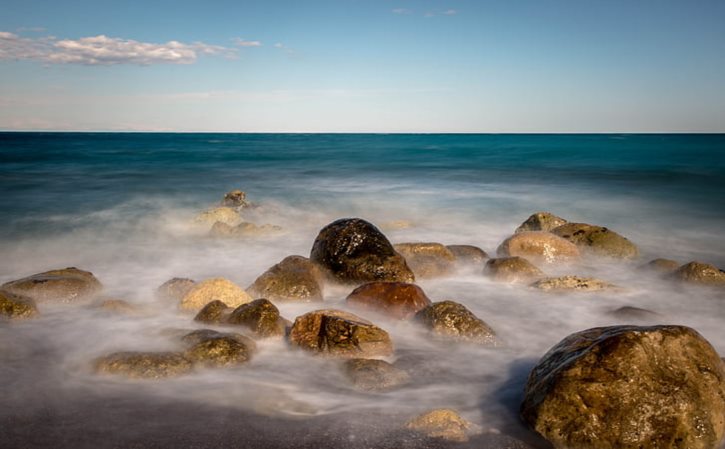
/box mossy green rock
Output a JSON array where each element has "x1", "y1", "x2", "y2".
[
  {"x1": 551, "y1": 222, "x2": 639, "y2": 259},
  {"x1": 0, "y1": 290, "x2": 38, "y2": 319},
  {"x1": 2, "y1": 267, "x2": 102, "y2": 302}
]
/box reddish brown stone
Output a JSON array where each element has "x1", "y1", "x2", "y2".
[{"x1": 346, "y1": 282, "x2": 432, "y2": 320}]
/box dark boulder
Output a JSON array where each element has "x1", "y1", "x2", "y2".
[
  {"x1": 194, "y1": 300, "x2": 232, "y2": 324},
  {"x1": 226, "y1": 298, "x2": 287, "y2": 338}
]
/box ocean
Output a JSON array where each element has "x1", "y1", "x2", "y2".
[{"x1": 1, "y1": 132, "x2": 724, "y2": 448}]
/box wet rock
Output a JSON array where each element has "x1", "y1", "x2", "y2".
[
  {"x1": 639, "y1": 258, "x2": 680, "y2": 274},
  {"x1": 180, "y1": 329, "x2": 253, "y2": 346},
  {"x1": 529, "y1": 275, "x2": 617, "y2": 292},
  {"x1": 551, "y1": 222, "x2": 639, "y2": 259},
  {"x1": 95, "y1": 352, "x2": 193, "y2": 379},
  {"x1": 222, "y1": 189, "x2": 249, "y2": 209},
  {"x1": 342, "y1": 358, "x2": 410, "y2": 391},
  {"x1": 608, "y1": 306, "x2": 660, "y2": 321},
  {"x1": 193, "y1": 207, "x2": 241, "y2": 226},
  {"x1": 0, "y1": 290, "x2": 38, "y2": 319},
  {"x1": 405, "y1": 408, "x2": 483, "y2": 442},
  {"x1": 179, "y1": 277, "x2": 252, "y2": 312},
  {"x1": 288, "y1": 309, "x2": 393, "y2": 358},
  {"x1": 515, "y1": 211, "x2": 568, "y2": 233},
  {"x1": 247, "y1": 255, "x2": 323, "y2": 303},
  {"x1": 380, "y1": 220, "x2": 413, "y2": 231},
  {"x1": 194, "y1": 299, "x2": 232, "y2": 324},
  {"x1": 393, "y1": 242, "x2": 456, "y2": 278},
  {"x1": 95, "y1": 299, "x2": 140, "y2": 315},
  {"x1": 226, "y1": 298, "x2": 287, "y2": 338},
  {"x1": 446, "y1": 244, "x2": 489, "y2": 269},
  {"x1": 209, "y1": 221, "x2": 283, "y2": 238},
  {"x1": 415, "y1": 301, "x2": 497, "y2": 345},
  {"x1": 309, "y1": 218, "x2": 415, "y2": 285},
  {"x1": 346, "y1": 282, "x2": 432, "y2": 320},
  {"x1": 1, "y1": 267, "x2": 102, "y2": 303},
  {"x1": 484, "y1": 257, "x2": 544, "y2": 283},
  {"x1": 521, "y1": 325, "x2": 725, "y2": 449},
  {"x1": 156, "y1": 277, "x2": 195, "y2": 301},
  {"x1": 182, "y1": 330, "x2": 256, "y2": 367},
  {"x1": 497, "y1": 231, "x2": 580, "y2": 265},
  {"x1": 671, "y1": 261, "x2": 725, "y2": 286}
]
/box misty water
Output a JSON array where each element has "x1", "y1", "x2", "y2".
[{"x1": 1, "y1": 133, "x2": 724, "y2": 448}]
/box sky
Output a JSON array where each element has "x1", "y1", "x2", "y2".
[{"x1": 1, "y1": 0, "x2": 724, "y2": 132}]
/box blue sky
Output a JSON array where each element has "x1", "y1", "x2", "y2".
[{"x1": 1, "y1": 0, "x2": 724, "y2": 132}]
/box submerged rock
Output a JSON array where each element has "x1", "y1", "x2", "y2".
[
  {"x1": 415, "y1": 301, "x2": 497, "y2": 345},
  {"x1": 671, "y1": 261, "x2": 725, "y2": 286},
  {"x1": 95, "y1": 352, "x2": 193, "y2": 379},
  {"x1": 497, "y1": 231, "x2": 580, "y2": 265},
  {"x1": 608, "y1": 306, "x2": 660, "y2": 322},
  {"x1": 1, "y1": 267, "x2": 102, "y2": 303},
  {"x1": 551, "y1": 222, "x2": 639, "y2": 259},
  {"x1": 484, "y1": 257, "x2": 544, "y2": 283},
  {"x1": 405, "y1": 408, "x2": 483, "y2": 442},
  {"x1": 0, "y1": 290, "x2": 38, "y2": 319},
  {"x1": 639, "y1": 258, "x2": 680, "y2": 274},
  {"x1": 393, "y1": 242, "x2": 456, "y2": 278},
  {"x1": 446, "y1": 244, "x2": 489, "y2": 269},
  {"x1": 515, "y1": 211, "x2": 568, "y2": 233},
  {"x1": 222, "y1": 189, "x2": 249, "y2": 209},
  {"x1": 156, "y1": 277, "x2": 196, "y2": 301},
  {"x1": 193, "y1": 207, "x2": 240, "y2": 226},
  {"x1": 194, "y1": 299, "x2": 232, "y2": 324},
  {"x1": 94, "y1": 299, "x2": 141, "y2": 315},
  {"x1": 226, "y1": 298, "x2": 287, "y2": 338},
  {"x1": 182, "y1": 330, "x2": 256, "y2": 367},
  {"x1": 380, "y1": 220, "x2": 414, "y2": 231},
  {"x1": 309, "y1": 218, "x2": 414, "y2": 285},
  {"x1": 529, "y1": 275, "x2": 617, "y2": 292},
  {"x1": 288, "y1": 309, "x2": 393, "y2": 358},
  {"x1": 179, "y1": 277, "x2": 252, "y2": 312},
  {"x1": 345, "y1": 282, "x2": 432, "y2": 320},
  {"x1": 342, "y1": 358, "x2": 410, "y2": 391},
  {"x1": 521, "y1": 325, "x2": 725, "y2": 449},
  {"x1": 209, "y1": 221, "x2": 283, "y2": 238},
  {"x1": 247, "y1": 255, "x2": 323, "y2": 303}
]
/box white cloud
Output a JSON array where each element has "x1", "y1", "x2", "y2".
[
  {"x1": 392, "y1": 8, "x2": 412, "y2": 15},
  {"x1": 0, "y1": 31, "x2": 234, "y2": 65},
  {"x1": 233, "y1": 38, "x2": 262, "y2": 47}
]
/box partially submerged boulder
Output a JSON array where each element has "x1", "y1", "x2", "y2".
[
  {"x1": 342, "y1": 358, "x2": 410, "y2": 391},
  {"x1": 639, "y1": 258, "x2": 679, "y2": 274},
  {"x1": 484, "y1": 257, "x2": 544, "y2": 283},
  {"x1": 515, "y1": 212, "x2": 568, "y2": 233},
  {"x1": 671, "y1": 261, "x2": 725, "y2": 286},
  {"x1": 551, "y1": 222, "x2": 639, "y2": 259},
  {"x1": 497, "y1": 231, "x2": 580, "y2": 265},
  {"x1": 521, "y1": 325, "x2": 725, "y2": 449},
  {"x1": 405, "y1": 409, "x2": 483, "y2": 443},
  {"x1": 309, "y1": 218, "x2": 414, "y2": 285},
  {"x1": 95, "y1": 352, "x2": 193, "y2": 379},
  {"x1": 194, "y1": 299, "x2": 232, "y2": 324},
  {"x1": 608, "y1": 306, "x2": 660, "y2": 322},
  {"x1": 529, "y1": 275, "x2": 617, "y2": 292},
  {"x1": 179, "y1": 278, "x2": 252, "y2": 312},
  {"x1": 446, "y1": 244, "x2": 489, "y2": 269},
  {"x1": 288, "y1": 309, "x2": 393, "y2": 358},
  {"x1": 247, "y1": 255, "x2": 323, "y2": 303},
  {"x1": 1, "y1": 267, "x2": 102, "y2": 303},
  {"x1": 346, "y1": 282, "x2": 432, "y2": 320},
  {"x1": 209, "y1": 221, "x2": 282, "y2": 238},
  {"x1": 94, "y1": 299, "x2": 141, "y2": 315},
  {"x1": 415, "y1": 301, "x2": 497, "y2": 345},
  {"x1": 156, "y1": 277, "x2": 195, "y2": 301},
  {"x1": 193, "y1": 207, "x2": 240, "y2": 226},
  {"x1": 393, "y1": 242, "x2": 456, "y2": 278},
  {"x1": 182, "y1": 330, "x2": 256, "y2": 367},
  {"x1": 226, "y1": 298, "x2": 287, "y2": 338},
  {"x1": 0, "y1": 290, "x2": 38, "y2": 319}
]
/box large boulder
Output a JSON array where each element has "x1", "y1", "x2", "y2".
[
  {"x1": 670, "y1": 261, "x2": 725, "y2": 286},
  {"x1": 1, "y1": 267, "x2": 102, "y2": 303},
  {"x1": 484, "y1": 257, "x2": 544, "y2": 283},
  {"x1": 156, "y1": 277, "x2": 196, "y2": 301},
  {"x1": 309, "y1": 218, "x2": 414, "y2": 285},
  {"x1": 446, "y1": 244, "x2": 489, "y2": 270},
  {"x1": 405, "y1": 409, "x2": 483, "y2": 443},
  {"x1": 415, "y1": 301, "x2": 497, "y2": 345},
  {"x1": 342, "y1": 358, "x2": 410, "y2": 391},
  {"x1": 226, "y1": 298, "x2": 287, "y2": 338},
  {"x1": 497, "y1": 231, "x2": 580, "y2": 265},
  {"x1": 515, "y1": 211, "x2": 568, "y2": 233},
  {"x1": 393, "y1": 242, "x2": 456, "y2": 278},
  {"x1": 95, "y1": 352, "x2": 193, "y2": 379},
  {"x1": 521, "y1": 325, "x2": 725, "y2": 449},
  {"x1": 345, "y1": 282, "x2": 432, "y2": 320},
  {"x1": 288, "y1": 309, "x2": 393, "y2": 358},
  {"x1": 181, "y1": 330, "x2": 256, "y2": 367},
  {"x1": 179, "y1": 278, "x2": 253, "y2": 312},
  {"x1": 247, "y1": 255, "x2": 323, "y2": 303},
  {"x1": 0, "y1": 290, "x2": 38, "y2": 319},
  {"x1": 551, "y1": 222, "x2": 639, "y2": 259},
  {"x1": 529, "y1": 275, "x2": 617, "y2": 292},
  {"x1": 639, "y1": 258, "x2": 680, "y2": 274}
]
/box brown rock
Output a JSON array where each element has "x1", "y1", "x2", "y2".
[
  {"x1": 179, "y1": 278, "x2": 252, "y2": 312},
  {"x1": 484, "y1": 257, "x2": 544, "y2": 283},
  {"x1": 639, "y1": 258, "x2": 680, "y2": 274},
  {"x1": 529, "y1": 275, "x2": 617, "y2": 292},
  {"x1": 405, "y1": 409, "x2": 483, "y2": 442},
  {"x1": 209, "y1": 221, "x2": 282, "y2": 238},
  {"x1": 309, "y1": 218, "x2": 414, "y2": 285},
  {"x1": 194, "y1": 300, "x2": 232, "y2": 324},
  {"x1": 95, "y1": 352, "x2": 193, "y2": 379},
  {"x1": 671, "y1": 261, "x2": 725, "y2": 286},
  {"x1": 521, "y1": 325, "x2": 725, "y2": 449},
  {"x1": 226, "y1": 298, "x2": 286, "y2": 338},
  {"x1": 393, "y1": 242, "x2": 456, "y2": 278},
  {"x1": 193, "y1": 207, "x2": 240, "y2": 226},
  {"x1": 608, "y1": 306, "x2": 660, "y2": 322},
  {"x1": 222, "y1": 189, "x2": 248, "y2": 208},
  {"x1": 551, "y1": 222, "x2": 639, "y2": 259},
  {"x1": 182, "y1": 331, "x2": 256, "y2": 367},
  {"x1": 0, "y1": 290, "x2": 38, "y2": 319},
  {"x1": 247, "y1": 255, "x2": 324, "y2": 303},
  {"x1": 1, "y1": 267, "x2": 102, "y2": 303},
  {"x1": 288, "y1": 309, "x2": 393, "y2": 358},
  {"x1": 180, "y1": 329, "x2": 253, "y2": 346},
  {"x1": 342, "y1": 358, "x2": 410, "y2": 391},
  {"x1": 415, "y1": 301, "x2": 497, "y2": 345},
  {"x1": 156, "y1": 277, "x2": 195, "y2": 301},
  {"x1": 446, "y1": 244, "x2": 489, "y2": 269},
  {"x1": 346, "y1": 282, "x2": 432, "y2": 320},
  {"x1": 497, "y1": 231, "x2": 580, "y2": 265},
  {"x1": 95, "y1": 299, "x2": 140, "y2": 315},
  {"x1": 515, "y1": 211, "x2": 568, "y2": 233}
]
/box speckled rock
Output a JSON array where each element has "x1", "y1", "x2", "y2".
[
  {"x1": 551, "y1": 222, "x2": 639, "y2": 259},
  {"x1": 222, "y1": 189, "x2": 249, "y2": 209},
  {"x1": 639, "y1": 258, "x2": 680, "y2": 274},
  {"x1": 179, "y1": 277, "x2": 252, "y2": 312},
  {"x1": 515, "y1": 212, "x2": 568, "y2": 233},
  {"x1": 346, "y1": 282, "x2": 432, "y2": 320},
  {"x1": 310, "y1": 218, "x2": 415, "y2": 285},
  {"x1": 484, "y1": 257, "x2": 544, "y2": 283},
  {"x1": 446, "y1": 244, "x2": 489, "y2": 269},
  {"x1": 671, "y1": 261, "x2": 725, "y2": 286},
  {"x1": 497, "y1": 231, "x2": 580, "y2": 265},
  {"x1": 342, "y1": 358, "x2": 410, "y2": 391},
  {"x1": 405, "y1": 409, "x2": 483, "y2": 442},
  {"x1": 156, "y1": 277, "x2": 196, "y2": 301},
  {"x1": 182, "y1": 330, "x2": 256, "y2": 367},
  {"x1": 521, "y1": 325, "x2": 725, "y2": 449},
  {"x1": 529, "y1": 276, "x2": 617, "y2": 292},
  {"x1": 247, "y1": 255, "x2": 323, "y2": 303},
  {"x1": 393, "y1": 242, "x2": 456, "y2": 278},
  {"x1": 193, "y1": 207, "x2": 240, "y2": 226},
  {"x1": 0, "y1": 290, "x2": 38, "y2": 319},
  {"x1": 226, "y1": 298, "x2": 287, "y2": 338},
  {"x1": 95, "y1": 352, "x2": 193, "y2": 379},
  {"x1": 288, "y1": 309, "x2": 393, "y2": 358},
  {"x1": 415, "y1": 301, "x2": 497, "y2": 345},
  {"x1": 1, "y1": 267, "x2": 102, "y2": 303},
  {"x1": 194, "y1": 299, "x2": 232, "y2": 324}
]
